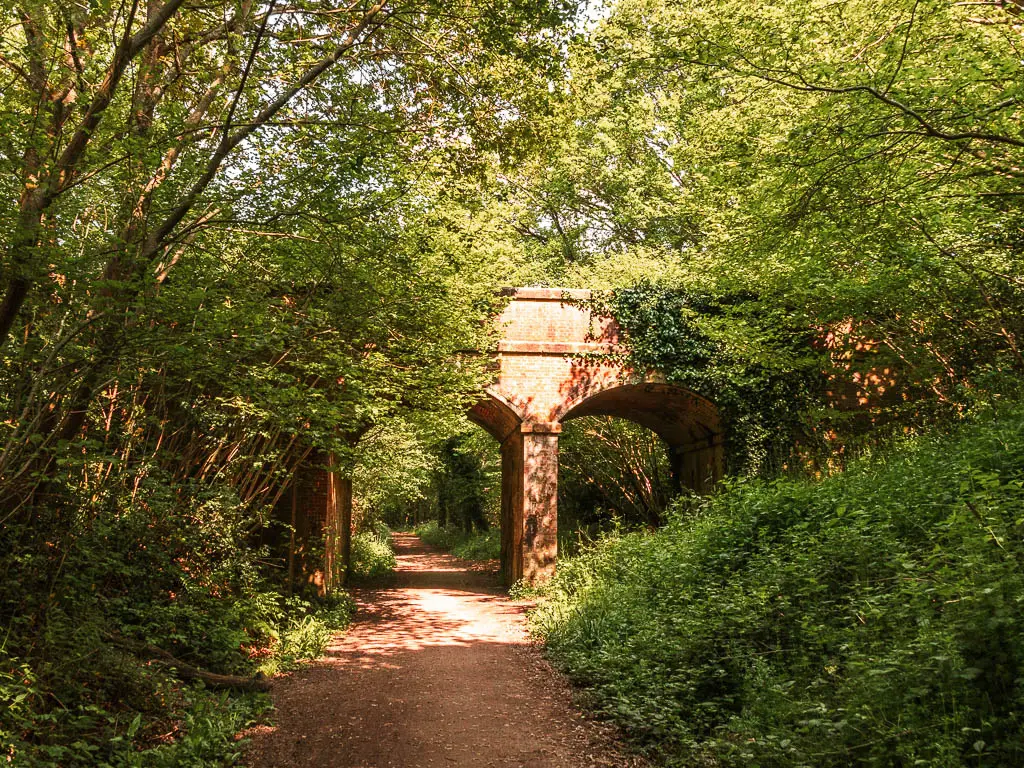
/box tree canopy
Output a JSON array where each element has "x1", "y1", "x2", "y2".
[{"x1": 2, "y1": 0, "x2": 1023, "y2": 763}]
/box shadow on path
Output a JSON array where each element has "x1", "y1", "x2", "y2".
[{"x1": 245, "y1": 533, "x2": 646, "y2": 768}]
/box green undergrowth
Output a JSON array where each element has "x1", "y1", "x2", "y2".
[
  {"x1": 0, "y1": 590, "x2": 352, "y2": 767},
  {"x1": 0, "y1": 486, "x2": 354, "y2": 767},
  {"x1": 528, "y1": 402, "x2": 1024, "y2": 767},
  {"x1": 414, "y1": 520, "x2": 500, "y2": 560},
  {"x1": 350, "y1": 523, "x2": 397, "y2": 581}
]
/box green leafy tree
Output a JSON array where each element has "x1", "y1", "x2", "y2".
[
  {"x1": 496, "y1": 0, "x2": 1024, "y2": 457},
  {"x1": 0, "y1": 0, "x2": 578, "y2": 760}
]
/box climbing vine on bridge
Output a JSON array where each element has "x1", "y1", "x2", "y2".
[{"x1": 605, "y1": 283, "x2": 829, "y2": 476}]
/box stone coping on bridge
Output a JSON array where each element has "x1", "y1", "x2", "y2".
[
  {"x1": 498, "y1": 287, "x2": 594, "y2": 301},
  {"x1": 496, "y1": 340, "x2": 621, "y2": 355}
]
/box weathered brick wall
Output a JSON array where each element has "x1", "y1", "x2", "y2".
[
  {"x1": 493, "y1": 288, "x2": 625, "y2": 425},
  {"x1": 497, "y1": 287, "x2": 620, "y2": 345},
  {"x1": 296, "y1": 455, "x2": 330, "y2": 533},
  {"x1": 473, "y1": 288, "x2": 725, "y2": 584}
]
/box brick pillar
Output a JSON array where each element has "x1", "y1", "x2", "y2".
[
  {"x1": 290, "y1": 452, "x2": 352, "y2": 596},
  {"x1": 670, "y1": 437, "x2": 724, "y2": 494},
  {"x1": 323, "y1": 461, "x2": 352, "y2": 592},
  {"x1": 289, "y1": 455, "x2": 327, "y2": 594},
  {"x1": 499, "y1": 433, "x2": 522, "y2": 586},
  {"x1": 500, "y1": 422, "x2": 561, "y2": 585}
]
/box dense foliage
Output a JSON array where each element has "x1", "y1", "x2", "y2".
[
  {"x1": 529, "y1": 403, "x2": 1024, "y2": 767},
  {"x1": 0, "y1": 0, "x2": 574, "y2": 762},
  {"x1": 499, "y1": 0, "x2": 1024, "y2": 460},
  {"x1": 605, "y1": 285, "x2": 829, "y2": 476},
  {"x1": 434, "y1": 436, "x2": 495, "y2": 534},
  {"x1": 3, "y1": 0, "x2": 1023, "y2": 762},
  {"x1": 0, "y1": 488, "x2": 353, "y2": 765}
]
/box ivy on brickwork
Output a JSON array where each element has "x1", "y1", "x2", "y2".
[{"x1": 597, "y1": 283, "x2": 828, "y2": 477}]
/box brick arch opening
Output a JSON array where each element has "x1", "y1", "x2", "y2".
[
  {"x1": 467, "y1": 389, "x2": 523, "y2": 443},
  {"x1": 560, "y1": 382, "x2": 724, "y2": 494},
  {"x1": 468, "y1": 391, "x2": 540, "y2": 584}
]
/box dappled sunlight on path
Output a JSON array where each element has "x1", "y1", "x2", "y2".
[{"x1": 245, "y1": 533, "x2": 645, "y2": 768}]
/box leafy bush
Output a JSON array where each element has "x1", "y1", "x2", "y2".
[
  {"x1": 250, "y1": 592, "x2": 354, "y2": 677},
  {"x1": 451, "y1": 529, "x2": 500, "y2": 561},
  {"x1": 350, "y1": 526, "x2": 397, "y2": 581},
  {"x1": 559, "y1": 416, "x2": 674, "y2": 530},
  {"x1": 414, "y1": 519, "x2": 458, "y2": 550},
  {"x1": 414, "y1": 520, "x2": 500, "y2": 560},
  {"x1": 529, "y1": 403, "x2": 1024, "y2": 767}
]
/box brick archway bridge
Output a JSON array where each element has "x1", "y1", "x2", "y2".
[
  {"x1": 469, "y1": 288, "x2": 723, "y2": 585},
  {"x1": 283, "y1": 287, "x2": 723, "y2": 591}
]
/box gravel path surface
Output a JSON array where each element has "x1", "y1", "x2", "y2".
[{"x1": 244, "y1": 532, "x2": 646, "y2": 768}]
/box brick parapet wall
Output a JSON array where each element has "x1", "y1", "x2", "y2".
[{"x1": 493, "y1": 288, "x2": 625, "y2": 425}]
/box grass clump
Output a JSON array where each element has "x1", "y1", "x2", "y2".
[
  {"x1": 350, "y1": 523, "x2": 397, "y2": 581},
  {"x1": 529, "y1": 403, "x2": 1024, "y2": 767},
  {"x1": 414, "y1": 520, "x2": 500, "y2": 560}
]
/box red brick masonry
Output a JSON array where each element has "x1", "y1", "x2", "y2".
[{"x1": 470, "y1": 288, "x2": 723, "y2": 585}]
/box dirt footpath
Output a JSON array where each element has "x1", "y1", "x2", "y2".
[{"x1": 244, "y1": 533, "x2": 646, "y2": 768}]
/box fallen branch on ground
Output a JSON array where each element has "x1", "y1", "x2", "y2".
[{"x1": 108, "y1": 635, "x2": 271, "y2": 692}]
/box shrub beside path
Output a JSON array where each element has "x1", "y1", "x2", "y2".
[{"x1": 244, "y1": 532, "x2": 645, "y2": 768}]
